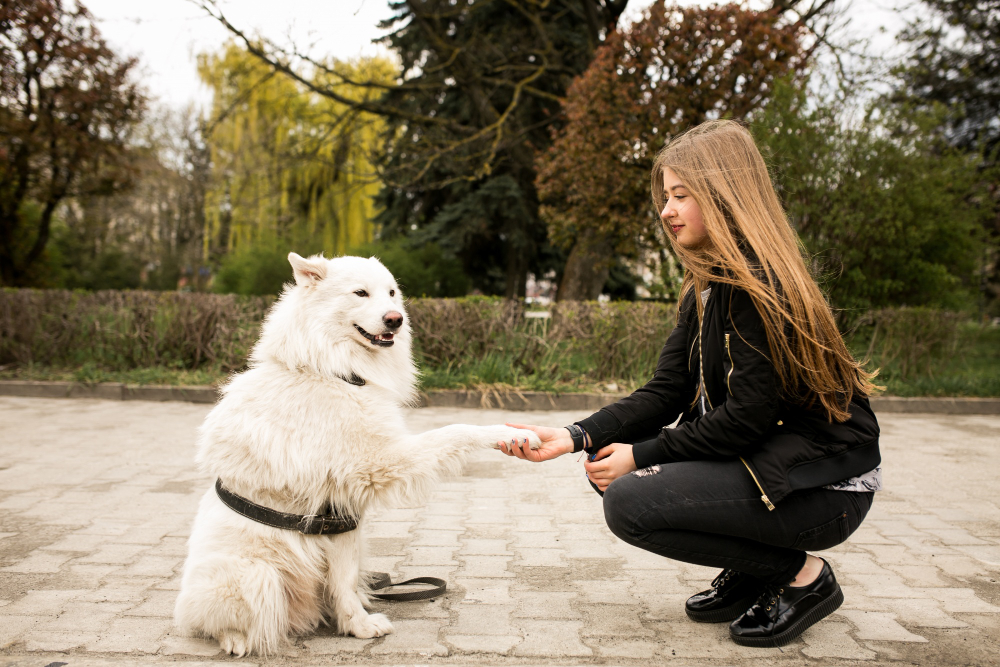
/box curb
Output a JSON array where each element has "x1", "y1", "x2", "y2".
[
  {"x1": 0, "y1": 380, "x2": 998, "y2": 415},
  {"x1": 0, "y1": 380, "x2": 217, "y2": 404}
]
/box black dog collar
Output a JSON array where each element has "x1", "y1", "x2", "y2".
[{"x1": 215, "y1": 479, "x2": 358, "y2": 535}]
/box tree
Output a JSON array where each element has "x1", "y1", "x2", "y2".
[
  {"x1": 895, "y1": 0, "x2": 1000, "y2": 314},
  {"x1": 0, "y1": 0, "x2": 145, "y2": 286},
  {"x1": 198, "y1": 44, "x2": 393, "y2": 263},
  {"x1": 896, "y1": 0, "x2": 1000, "y2": 153},
  {"x1": 536, "y1": 3, "x2": 809, "y2": 300},
  {"x1": 752, "y1": 83, "x2": 987, "y2": 316},
  {"x1": 196, "y1": 0, "x2": 631, "y2": 297}
]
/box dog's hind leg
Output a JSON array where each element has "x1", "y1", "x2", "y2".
[{"x1": 174, "y1": 555, "x2": 290, "y2": 656}]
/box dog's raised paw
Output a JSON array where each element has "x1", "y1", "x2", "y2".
[
  {"x1": 348, "y1": 612, "x2": 394, "y2": 638},
  {"x1": 218, "y1": 629, "x2": 249, "y2": 657}
]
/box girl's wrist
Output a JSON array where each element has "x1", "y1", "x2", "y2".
[{"x1": 559, "y1": 428, "x2": 578, "y2": 455}]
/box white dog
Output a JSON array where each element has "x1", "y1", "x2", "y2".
[{"x1": 174, "y1": 253, "x2": 539, "y2": 656}]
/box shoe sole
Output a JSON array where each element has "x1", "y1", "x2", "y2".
[
  {"x1": 729, "y1": 586, "x2": 844, "y2": 647},
  {"x1": 685, "y1": 595, "x2": 759, "y2": 623}
]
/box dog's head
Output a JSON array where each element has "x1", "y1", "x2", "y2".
[
  {"x1": 287, "y1": 252, "x2": 408, "y2": 351},
  {"x1": 251, "y1": 252, "x2": 417, "y2": 403}
]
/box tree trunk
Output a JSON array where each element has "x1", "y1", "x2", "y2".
[
  {"x1": 557, "y1": 229, "x2": 613, "y2": 301},
  {"x1": 504, "y1": 248, "x2": 528, "y2": 299}
]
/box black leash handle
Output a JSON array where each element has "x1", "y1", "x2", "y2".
[{"x1": 367, "y1": 572, "x2": 447, "y2": 602}]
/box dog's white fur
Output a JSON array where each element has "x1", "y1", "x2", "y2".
[{"x1": 174, "y1": 253, "x2": 539, "y2": 656}]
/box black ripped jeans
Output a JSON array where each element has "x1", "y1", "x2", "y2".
[{"x1": 592, "y1": 457, "x2": 873, "y2": 584}]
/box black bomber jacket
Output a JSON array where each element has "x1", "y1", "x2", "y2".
[{"x1": 576, "y1": 282, "x2": 881, "y2": 510}]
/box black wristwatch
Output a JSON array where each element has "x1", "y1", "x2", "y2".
[{"x1": 565, "y1": 423, "x2": 587, "y2": 453}]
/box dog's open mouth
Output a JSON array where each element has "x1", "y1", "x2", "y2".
[{"x1": 354, "y1": 324, "x2": 395, "y2": 348}]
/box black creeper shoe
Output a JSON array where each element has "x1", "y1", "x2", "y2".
[
  {"x1": 729, "y1": 558, "x2": 844, "y2": 647},
  {"x1": 685, "y1": 569, "x2": 766, "y2": 623}
]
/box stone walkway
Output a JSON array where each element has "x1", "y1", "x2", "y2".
[{"x1": 0, "y1": 396, "x2": 998, "y2": 666}]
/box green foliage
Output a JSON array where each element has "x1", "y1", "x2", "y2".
[
  {"x1": 352, "y1": 238, "x2": 468, "y2": 298},
  {"x1": 752, "y1": 82, "x2": 988, "y2": 317},
  {"x1": 847, "y1": 318, "x2": 1000, "y2": 397},
  {"x1": 213, "y1": 244, "x2": 295, "y2": 296},
  {"x1": 199, "y1": 44, "x2": 393, "y2": 261}
]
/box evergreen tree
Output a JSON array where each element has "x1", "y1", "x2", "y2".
[{"x1": 196, "y1": 0, "x2": 630, "y2": 297}]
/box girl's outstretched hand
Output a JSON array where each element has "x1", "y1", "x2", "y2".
[
  {"x1": 584, "y1": 443, "x2": 637, "y2": 491},
  {"x1": 496, "y1": 423, "x2": 573, "y2": 462}
]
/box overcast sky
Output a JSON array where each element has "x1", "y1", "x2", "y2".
[{"x1": 83, "y1": 0, "x2": 912, "y2": 109}]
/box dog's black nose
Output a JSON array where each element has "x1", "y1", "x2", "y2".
[{"x1": 383, "y1": 311, "x2": 403, "y2": 329}]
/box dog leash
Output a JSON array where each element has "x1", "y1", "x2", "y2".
[{"x1": 367, "y1": 572, "x2": 447, "y2": 602}]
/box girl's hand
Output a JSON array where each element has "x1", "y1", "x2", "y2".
[
  {"x1": 497, "y1": 423, "x2": 573, "y2": 462},
  {"x1": 584, "y1": 443, "x2": 637, "y2": 491}
]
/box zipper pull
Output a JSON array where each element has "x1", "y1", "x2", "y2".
[{"x1": 761, "y1": 494, "x2": 775, "y2": 511}]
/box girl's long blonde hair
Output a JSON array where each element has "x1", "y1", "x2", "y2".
[{"x1": 652, "y1": 120, "x2": 877, "y2": 422}]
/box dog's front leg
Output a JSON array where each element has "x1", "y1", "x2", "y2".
[
  {"x1": 362, "y1": 424, "x2": 539, "y2": 507},
  {"x1": 324, "y1": 535, "x2": 393, "y2": 639}
]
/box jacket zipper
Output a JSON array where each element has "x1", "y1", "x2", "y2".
[
  {"x1": 724, "y1": 333, "x2": 733, "y2": 395},
  {"x1": 697, "y1": 312, "x2": 712, "y2": 411},
  {"x1": 740, "y1": 457, "x2": 775, "y2": 511}
]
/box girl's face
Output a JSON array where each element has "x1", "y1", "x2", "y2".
[{"x1": 660, "y1": 168, "x2": 708, "y2": 248}]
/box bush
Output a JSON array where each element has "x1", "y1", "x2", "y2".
[
  {"x1": 3, "y1": 289, "x2": 996, "y2": 396},
  {"x1": 352, "y1": 238, "x2": 469, "y2": 298},
  {"x1": 213, "y1": 245, "x2": 294, "y2": 296}
]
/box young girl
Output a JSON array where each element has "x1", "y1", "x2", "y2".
[{"x1": 499, "y1": 120, "x2": 881, "y2": 648}]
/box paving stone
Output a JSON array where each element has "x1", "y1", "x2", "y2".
[
  {"x1": 368, "y1": 619, "x2": 447, "y2": 656},
  {"x1": 514, "y1": 547, "x2": 566, "y2": 567},
  {"x1": 578, "y1": 604, "x2": 654, "y2": 637},
  {"x1": 573, "y1": 579, "x2": 635, "y2": 604},
  {"x1": 456, "y1": 577, "x2": 512, "y2": 605},
  {"x1": 512, "y1": 591, "x2": 581, "y2": 619},
  {"x1": 800, "y1": 620, "x2": 878, "y2": 660},
  {"x1": 85, "y1": 616, "x2": 171, "y2": 653},
  {"x1": 301, "y1": 634, "x2": 374, "y2": 654},
  {"x1": 75, "y1": 543, "x2": 149, "y2": 565},
  {"x1": 410, "y1": 529, "x2": 462, "y2": 546},
  {"x1": 459, "y1": 555, "x2": 513, "y2": 578},
  {"x1": 4, "y1": 399, "x2": 1000, "y2": 665},
  {"x1": 879, "y1": 598, "x2": 969, "y2": 628},
  {"x1": 450, "y1": 604, "x2": 515, "y2": 634},
  {"x1": 159, "y1": 634, "x2": 223, "y2": 656},
  {"x1": 918, "y1": 587, "x2": 1000, "y2": 613},
  {"x1": 404, "y1": 546, "x2": 458, "y2": 566},
  {"x1": 0, "y1": 551, "x2": 73, "y2": 573},
  {"x1": 1, "y1": 589, "x2": 80, "y2": 616},
  {"x1": 588, "y1": 637, "x2": 660, "y2": 658},
  {"x1": 23, "y1": 629, "x2": 97, "y2": 651},
  {"x1": 121, "y1": 589, "x2": 177, "y2": 617},
  {"x1": 838, "y1": 610, "x2": 929, "y2": 642},
  {"x1": 0, "y1": 614, "x2": 44, "y2": 648},
  {"x1": 460, "y1": 538, "x2": 509, "y2": 554},
  {"x1": 513, "y1": 619, "x2": 592, "y2": 657},
  {"x1": 367, "y1": 522, "x2": 414, "y2": 538},
  {"x1": 445, "y1": 633, "x2": 521, "y2": 653}
]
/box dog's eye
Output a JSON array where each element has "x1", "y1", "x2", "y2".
[
  {"x1": 389, "y1": 289, "x2": 395, "y2": 297},
  {"x1": 354, "y1": 290, "x2": 369, "y2": 298}
]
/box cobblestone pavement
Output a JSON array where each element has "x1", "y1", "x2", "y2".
[{"x1": 0, "y1": 396, "x2": 998, "y2": 666}]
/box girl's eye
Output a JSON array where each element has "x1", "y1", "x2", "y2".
[
  {"x1": 354, "y1": 290, "x2": 369, "y2": 297},
  {"x1": 675, "y1": 195, "x2": 685, "y2": 200},
  {"x1": 389, "y1": 289, "x2": 395, "y2": 297}
]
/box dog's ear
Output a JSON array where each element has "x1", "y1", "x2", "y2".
[{"x1": 288, "y1": 252, "x2": 328, "y2": 287}]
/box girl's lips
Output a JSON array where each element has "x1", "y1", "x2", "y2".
[{"x1": 671, "y1": 225, "x2": 684, "y2": 233}]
